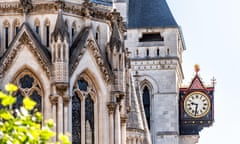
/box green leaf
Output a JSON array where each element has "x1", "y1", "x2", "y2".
[
  {"x1": 45, "y1": 119, "x2": 54, "y2": 128},
  {"x1": 0, "y1": 91, "x2": 7, "y2": 98},
  {"x1": 23, "y1": 97, "x2": 36, "y2": 110},
  {"x1": 1, "y1": 95, "x2": 16, "y2": 106},
  {"x1": 0, "y1": 111, "x2": 13, "y2": 120},
  {"x1": 5, "y1": 83, "x2": 18, "y2": 92},
  {"x1": 59, "y1": 133, "x2": 70, "y2": 144}
]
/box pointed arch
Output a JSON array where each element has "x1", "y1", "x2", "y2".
[
  {"x1": 72, "y1": 70, "x2": 99, "y2": 144},
  {"x1": 34, "y1": 18, "x2": 40, "y2": 35},
  {"x1": 96, "y1": 25, "x2": 100, "y2": 45},
  {"x1": 12, "y1": 68, "x2": 44, "y2": 113},
  {"x1": 71, "y1": 21, "x2": 76, "y2": 42},
  {"x1": 3, "y1": 19, "x2": 10, "y2": 49},
  {"x1": 44, "y1": 18, "x2": 50, "y2": 47},
  {"x1": 140, "y1": 79, "x2": 153, "y2": 130},
  {"x1": 13, "y1": 18, "x2": 20, "y2": 36}
]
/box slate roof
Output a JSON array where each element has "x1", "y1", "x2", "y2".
[
  {"x1": 70, "y1": 27, "x2": 90, "y2": 65},
  {"x1": 128, "y1": 0, "x2": 178, "y2": 28},
  {"x1": 91, "y1": 0, "x2": 112, "y2": 6},
  {"x1": 51, "y1": 10, "x2": 69, "y2": 42}
]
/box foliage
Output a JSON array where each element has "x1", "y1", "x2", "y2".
[{"x1": 0, "y1": 83, "x2": 70, "y2": 144}]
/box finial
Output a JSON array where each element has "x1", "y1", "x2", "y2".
[{"x1": 194, "y1": 64, "x2": 200, "y2": 74}]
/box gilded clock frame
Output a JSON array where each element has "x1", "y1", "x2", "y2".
[{"x1": 184, "y1": 91, "x2": 211, "y2": 118}]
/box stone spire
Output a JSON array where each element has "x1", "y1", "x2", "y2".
[
  {"x1": 109, "y1": 10, "x2": 122, "y2": 52},
  {"x1": 51, "y1": 9, "x2": 69, "y2": 42}
]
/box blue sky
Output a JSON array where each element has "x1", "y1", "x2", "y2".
[{"x1": 167, "y1": 0, "x2": 240, "y2": 143}]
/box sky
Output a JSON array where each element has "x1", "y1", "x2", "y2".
[{"x1": 167, "y1": 0, "x2": 240, "y2": 144}]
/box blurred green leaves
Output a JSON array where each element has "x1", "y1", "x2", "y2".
[{"x1": 0, "y1": 83, "x2": 70, "y2": 144}]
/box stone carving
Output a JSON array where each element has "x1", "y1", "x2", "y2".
[
  {"x1": 49, "y1": 95, "x2": 58, "y2": 105},
  {"x1": 20, "y1": 0, "x2": 32, "y2": 12}
]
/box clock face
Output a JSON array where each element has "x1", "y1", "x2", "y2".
[{"x1": 184, "y1": 92, "x2": 211, "y2": 118}]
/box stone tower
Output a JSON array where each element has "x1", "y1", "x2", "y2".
[{"x1": 123, "y1": 0, "x2": 185, "y2": 143}]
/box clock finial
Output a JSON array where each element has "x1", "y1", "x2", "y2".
[{"x1": 194, "y1": 64, "x2": 200, "y2": 74}]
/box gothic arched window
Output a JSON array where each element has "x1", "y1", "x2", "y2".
[
  {"x1": 71, "y1": 21, "x2": 76, "y2": 42},
  {"x1": 72, "y1": 77, "x2": 96, "y2": 144},
  {"x1": 13, "y1": 19, "x2": 20, "y2": 36},
  {"x1": 142, "y1": 86, "x2": 150, "y2": 129},
  {"x1": 44, "y1": 19, "x2": 50, "y2": 47},
  {"x1": 34, "y1": 18, "x2": 40, "y2": 35},
  {"x1": 3, "y1": 20, "x2": 10, "y2": 49},
  {"x1": 13, "y1": 74, "x2": 42, "y2": 112}
]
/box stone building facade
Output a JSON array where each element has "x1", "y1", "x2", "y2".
[{"x1": 0, "y1": 0, "x2": 199, "y2": 144}]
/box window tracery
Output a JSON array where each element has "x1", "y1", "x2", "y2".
[
  {"x1": 72, "y1": 76, "x2": 96, "y2": 144},
  {"x1": 13, "y1": 72, "x2": 43, "y2": 113}
]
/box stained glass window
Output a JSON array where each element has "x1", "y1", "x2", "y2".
[
  {"x1": 85, "y1": 95, "x2": 94, "y2": 144},
  {"x1": 13, "y1": 74, "x2": 42, "y2": 112},
  {"x1": 143, "y1": 86, "x2": 150, "y2": 129},
  {"x1": 78, "y1": 79, "x2": 88, "y2": 91},
  {"x1": 72, "y1": 78, "x2": 95, "y2": 144},
  {"x1": 72, "y1": 92, "x2": 81, "y2": 144}
]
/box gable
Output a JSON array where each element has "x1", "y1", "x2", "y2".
[
  {"x1": 0, "y1": 23, "x2": 51, "y2": 79},
  {"x1": 70, "y1": 28, "x2": 112, "y2": 83}
]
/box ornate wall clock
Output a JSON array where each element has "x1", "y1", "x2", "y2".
[
  {"x1": 184, "y1": 92, "x2": 211, "y2": 118},
  {"x1": 179, "y1": 65, "x2": 215, "y2": 135}
]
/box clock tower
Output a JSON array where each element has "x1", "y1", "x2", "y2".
[{"x1": 179, "y1": 65, "x2": 215, "y2": 136}]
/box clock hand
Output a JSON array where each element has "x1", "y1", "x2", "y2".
[
  {"x1": 191, "y1": 102, "x2": 197, "y2": 105},
  {"x1": 194, "y1": 104, "x2": 198, "y2": 116}
]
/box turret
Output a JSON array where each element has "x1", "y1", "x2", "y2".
[
  {"x1": 107, "y1": 9, "x2": 126, "y2": 94},
  {"x1": 51, "y1": 9, "x2": 70, "y2": 89}
]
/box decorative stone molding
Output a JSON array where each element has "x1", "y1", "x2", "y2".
[
  {"x1": 107, "y1": 102, "x2": 117, "y2": 114},
  {"x1": 87, "y1": 39, "x2": 111, "y2": 82},
  {"x1": 131, "y1": 58, "x2": 180, "y2": 71},
  {"x1": 0, "y1": 1, "x2": 125, "y2": 32},
  {"x1": 20, "y1": 0, "x2": 33, "y2": 13},
  {"x1": 49, "y1": 95, "x2": 58, "y2": 105},
  {"x1": 121, "y1": 114, "x2": 128, "y2": 124},
  {"x1": 63, "y1": 96, "x2": 70, "y2": 106},
  {"x1": 0, "y1": 32, "x2": 51, "y2": 79},
  {"x1": 19, "y1": 32, "x2": 31, "y2": 44}
]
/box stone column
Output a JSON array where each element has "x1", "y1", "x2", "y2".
[
  {"x1": 63, "y1": 96, "x2": 70, "y2": 134},
  {"x1": 81, "y1": 96, "x2": 86, "y2": 144},
  {"x1": 115, "y1": 104, "x2": 121, "y2": 144},
  {"x1": 121, "y1": 115, "x2": 127, "y2": 144},
  {"x1": 49, "y1": 95, "x2": 58, "y2": 141},
  {"x1": 57, "y1": 96, "x2": 63, "y2": 136},
  {"x1": 107, "y1": 102, "x2": 116, "y2": 144},
  {"x1": 132, "y1": 137, "x2": 136, "y2": 144}
]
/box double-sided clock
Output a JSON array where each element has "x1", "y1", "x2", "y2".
[{"x1": 184, "y1": 92, "x2": 211, "y2": 118}]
